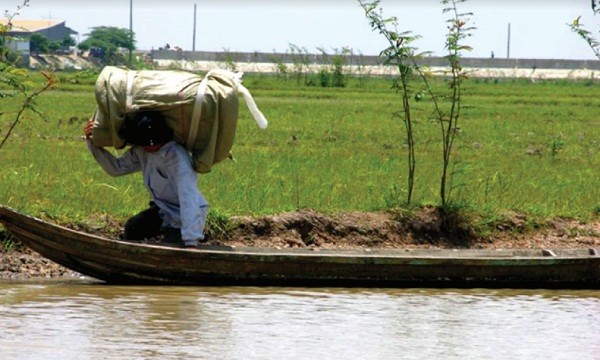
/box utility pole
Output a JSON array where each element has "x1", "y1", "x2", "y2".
[
  {"x1": 129, "y1": 0, "x2": 133, "y2": 65},
  {"x1": 506, "y1": 22, "x2": 511, "y2": 59},
  {"x1": 193, "y1": 3, "x2": 197, "y2": 52}
]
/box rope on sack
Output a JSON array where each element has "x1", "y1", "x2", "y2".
[
  {"x1": 186, "y1": 72, "x2": 210, "y2": 151},
  {"x1": 125, "y1": 70, "x2": 138, "y2": 112},
  {"x1": 186, "y1": 70, "x2": 269, "y2": 152},
  {"x1": 237, "y1": 84, "x2": 268, "y2": 129},
  {"x1": 231, "y1": 71, "x2": 268, "y2": 129},
  {"x1": 225, "y1": 70, "x2": 269, "y2": 129}
]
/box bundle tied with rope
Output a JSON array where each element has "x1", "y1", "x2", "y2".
[{"x1": 90, "y1": 66, "x2": 268, "y2": 173}]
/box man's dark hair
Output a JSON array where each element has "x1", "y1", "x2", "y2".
[{"x1": 118, "y1": 111, "x2": 174, "y2": 146}]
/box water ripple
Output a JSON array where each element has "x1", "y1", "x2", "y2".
[{"x1": 0, "y1": 284, "x2": 598, "y2": 360}]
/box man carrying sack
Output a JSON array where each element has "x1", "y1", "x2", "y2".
[
  {"x1": 84, "y1": 67, "x2": 267, "y2": 247},
  {"x1": 89, "y1": 66, "x2": 268, "y2": 173}
]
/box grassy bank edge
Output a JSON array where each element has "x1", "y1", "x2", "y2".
[{"x1": 2, "y1": 204, "x2": 598, "y2": 253}]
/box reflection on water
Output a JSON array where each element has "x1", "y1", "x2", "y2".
[{"x1": 0, "y1": 281, "x2": 599, "y2": 360}]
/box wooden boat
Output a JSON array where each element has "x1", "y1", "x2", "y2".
[{"x1": 1, "y1": 205, "x2": 599, "y2": 288}]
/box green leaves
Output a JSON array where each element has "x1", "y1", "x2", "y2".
[
  {"x1": 1, "y1": 1, "x2": 57, "y2": 152},
  {"x1": 569, "y1": 14, "x2": 600, "y2": 60},
  {"x1": 360, "y1": 0, "x2": 475, "y2": 209},
  {"x1": 78, "y1": 26, "x2": 136, "y2": 65},
  {"x1": 359, "y1": 0, "x2": 427, "y2": 204}
]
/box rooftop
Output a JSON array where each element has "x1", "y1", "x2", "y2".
[{"x1": 1, "y1": 19, "x2": 76, "y2": 34}]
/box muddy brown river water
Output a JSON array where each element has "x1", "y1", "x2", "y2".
[{"x1": 0, "y1": 281, "x2": 598, "y2": 360}]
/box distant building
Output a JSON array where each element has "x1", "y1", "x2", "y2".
[
  {"x1": 1, "y1": 19, "x2": 77, "y2": 67},
  {"x1": 1, "y1": 19, "x2": 77, "y2": 43}
]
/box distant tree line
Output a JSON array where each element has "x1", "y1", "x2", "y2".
[
  {"x1": 29, "y1": 26, "x2": 135, "y2": 65},
  {"x1": 29, "y1": 34, "x2": 75, "y2": 55},
  {"x1": 77, "y1": 26, "x2": 135, "y2": 64}
]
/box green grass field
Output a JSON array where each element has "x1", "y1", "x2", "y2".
[{"x1": 1, "y1": 72, "x2": 599, "y2": 229}]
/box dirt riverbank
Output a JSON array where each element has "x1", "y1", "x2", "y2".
[{"x1": 2, "y1": 207, "x2": 600, "y2": 281}]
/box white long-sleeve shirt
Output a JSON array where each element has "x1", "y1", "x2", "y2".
[{"x1": 86, "y1": 139, "x2": 208, "y2": 245}]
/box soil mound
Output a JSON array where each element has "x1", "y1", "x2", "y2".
[{"x1": 223, "y1": 208, "x2": 600, "y2": 251}]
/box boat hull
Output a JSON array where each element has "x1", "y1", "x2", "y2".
[{"x1": 1, "y1": 205, "x2": 599, "y2": 288}]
